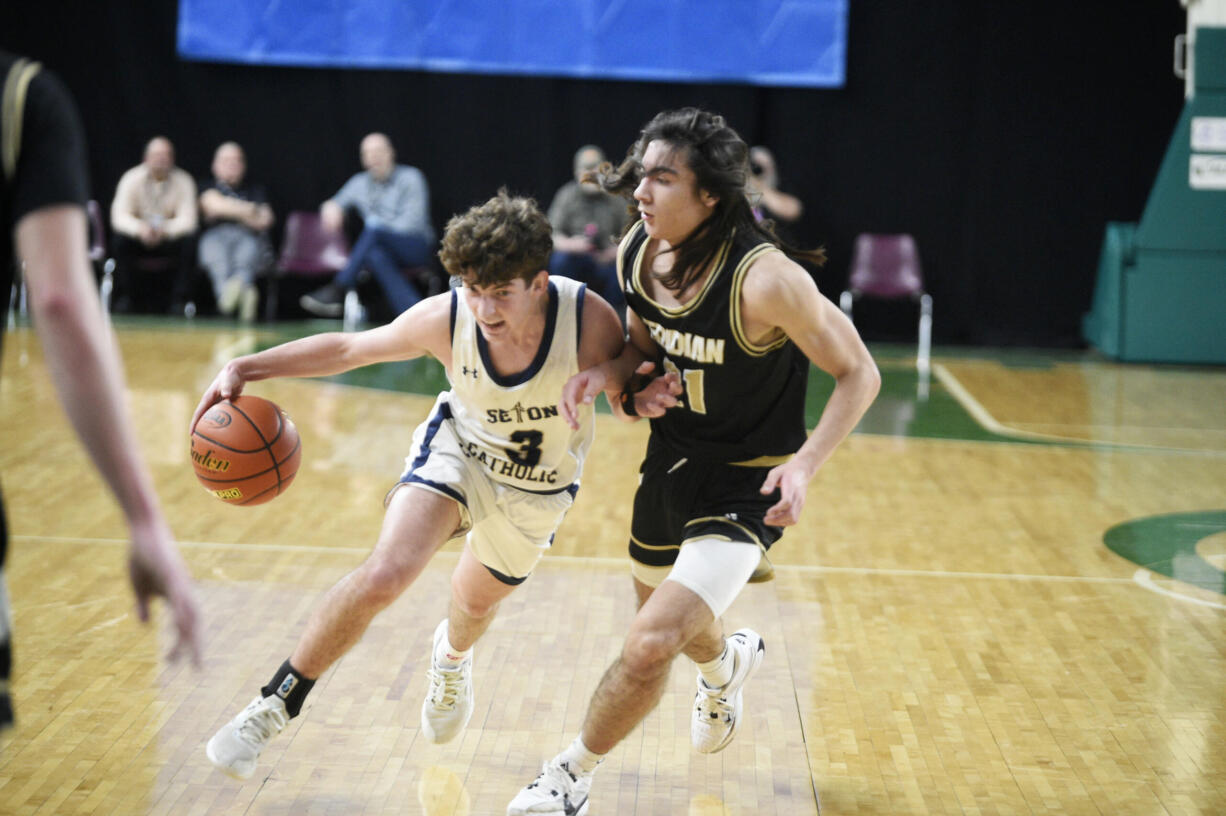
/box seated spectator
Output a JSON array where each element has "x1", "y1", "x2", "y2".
[
  {"x1": 748, "y1": 145, "x2": 803, "y2": 224},
  {"x1": 198, "y1": 141, "x2": 274, "y2": 322},
  {"x1": 110, "y1": 136, "x2": 198, "y2": 314},
  {"x1": 546, "y1": 145, "x2": 629, "y2": 321},
  {"x1": 300, "y1": 133, "x2": 436, "y2": 319}
]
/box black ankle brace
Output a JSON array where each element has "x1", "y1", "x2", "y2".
[{"x1": 261, "y1": 659, "x2": 316, "y2": 717}]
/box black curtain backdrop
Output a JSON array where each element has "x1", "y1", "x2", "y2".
[{"x1": 2, "y1": 2, "x2": 1185, "y2": 346}]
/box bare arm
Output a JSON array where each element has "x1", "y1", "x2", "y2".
[
  {"x1": 756, "y1": 186, "x2": 803, "y2": 222},
  {"x1": 190, "y1": 291, "x2": 453, "y2": 431},
  {"x1": 748, "y1": 147, "x2": 803, "y2": 222},
  {"x1": 200, "y1": 189, "x2": 274, "y2": 230},
  {"x1": 17, "y1": 204, "x2": 201, "y2": 664},
  {"x1": 576, "y1": 288, "x2": 626, "y2": 370},
  {"x1": 560, "y1": 305, "x2": 680, "y2": 427},
  {"x1": 741, "y1": 253, "x2": 880, "y2": 526},
  {"x1": 320, "y1": 199, "x2": 344, "y2": 233},
  {"x1": 163, "y1": 172, "x2": 198, "y2": 238}
]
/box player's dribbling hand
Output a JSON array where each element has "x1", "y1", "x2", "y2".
[
  {"x1": 189, "y1": 363, "x2": 246, "y2": 434},
  {"x1": 760, "y1": 461, "x2": 810, "y2": 527}
]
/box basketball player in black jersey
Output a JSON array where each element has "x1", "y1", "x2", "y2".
[
  {"x1": 510, "y1": 108, "x2": 880, "y2": 815},
  {"x1": 0, "y1": 52, "x2": 201, "y2": 728}
]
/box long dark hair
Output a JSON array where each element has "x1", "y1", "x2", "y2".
[{"x1": 598, "y1": 108, "x2": 825, "y2": 293}]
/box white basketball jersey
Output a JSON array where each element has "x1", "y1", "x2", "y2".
[{"x1": 446, "y1": 276, "x2": 594, "y2": 492}]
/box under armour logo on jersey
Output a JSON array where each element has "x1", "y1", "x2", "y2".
[
  {"x1": 725, "y1": 512, "x2": 738, "y2": 521},
  {"x1": 461, "y1": 366, "x2": 479, "y2": 379}
]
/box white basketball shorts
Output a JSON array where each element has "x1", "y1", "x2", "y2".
[{"x1": 386, "y1": 398, "x2": 577, "y2": 583}]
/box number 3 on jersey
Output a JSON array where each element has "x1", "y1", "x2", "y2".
[
  {"x1": 506, "y1": 429, "x2": 543, "y2": 467},
  {"x1": 662, "y1": 358, "x2": 707, "y2": 414}
]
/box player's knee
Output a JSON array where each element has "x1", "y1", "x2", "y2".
[
  {"x1": 358, "y1": 558, "x2": 416, "y2": 607},
  {"x1": 621, "y1": 626, "x2": 681, "y2": 676},
  {"x1": 449, "y1": 574, "x2": 500, "y2": 619}
]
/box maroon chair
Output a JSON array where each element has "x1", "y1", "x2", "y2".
[
  {"x1": 265, "y1": 211, "x2": 350, "y2": 321},
  {"x1": 839, "y1": 233, "x2": 933, "y2": 375}
]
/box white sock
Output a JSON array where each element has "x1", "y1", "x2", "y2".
[
  {"x1": 560, "y1": 736, "x2": 605, "y2": 775},
  {"x1": 434, "y1": 625, "x2": 471, "y2": 669},
  {"x1": 697, "y1": 642, "x2": 733, "y2": 689}
]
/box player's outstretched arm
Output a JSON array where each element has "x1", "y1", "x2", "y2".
[
  {"x1": 560, "y1": 289, "x2": 629, "y2": 428},
  {"x1": 190, "y1": 293, "x2": 452, "y2": 432},
  {"x1": 18, "y1": 205, "x2": 202, "y2": 666},
  {"x1": 743, "y1": 253, "x2": 881, "y2": 527},
  {"x1": 562, "y1": 302, "x2": 676, "y2": 428}
]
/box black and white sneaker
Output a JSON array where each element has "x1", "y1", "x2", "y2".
[
  {"x1": 507, "y1": 756, "x2": 593, "y2": 815},
  {"x1": 691, "y1": 628, "x2": 765, "y2": 754}
]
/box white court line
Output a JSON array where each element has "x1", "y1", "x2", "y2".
[
  {"x1": 10, "y1": 534, "x2": 1141, "y2": 584},
  {"x1": 1133, "y1": 569, "x2": 1226, "y2": 610},
  {"x1": 21, "y1": 536, "x2": 1226, "y2": 609},
  {"x1": 932, "y1": 363, "x2": 1226, "y2": 455}
]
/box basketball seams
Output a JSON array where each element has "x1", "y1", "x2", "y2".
[
  {"x1": 191, "y1": 396, "x2": 301, "y2": 505},
  {"x1": 191, "y1": 430, "x2": 267, "y2": 455},
  {"x1": 193, "y1": 447, "x2": 297, "y2": 484},
  {"x1": 229, "y1": 398, "x2": 290, "y2": 493}
]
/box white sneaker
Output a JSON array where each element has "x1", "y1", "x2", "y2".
[
  {"x1": 691, "y1": 628, "x2": 765, "y2": 754},
  {"x1": 507, "y1": 757, "x2": 593, "y2": 816},
  {"x1": 421, "y1": 619, "x2": 474, "y2": 743},
  {"x1": 206, "y1": 694, "x2": 288, "y2": 780}
]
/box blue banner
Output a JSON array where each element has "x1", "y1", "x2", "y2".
[{"x1": 177, "y1": 0, "x2": 846, "y2": 88}]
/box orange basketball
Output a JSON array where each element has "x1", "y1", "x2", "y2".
[{"x1": 190, "y1": 395, "x2": 302, "y2": 506}]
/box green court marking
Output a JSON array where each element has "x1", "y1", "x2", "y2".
[
  {"x1": 1104, "y1": 511, "x2": 1226, "y2": 596},
  {"x1": 806, "y1": 366, "x2": 1014, "y2": 443},
  {"x1": 246, "y1": 326, "x2": 1064, "y2": 445}
]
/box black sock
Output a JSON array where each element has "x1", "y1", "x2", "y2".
[{"x1": 261, "y1": 659, "x2": 315, "y2": 718}]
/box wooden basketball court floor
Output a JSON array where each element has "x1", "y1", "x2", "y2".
[{"x1": 1, "y1": 318, "x2": 1224, "y2": 815}]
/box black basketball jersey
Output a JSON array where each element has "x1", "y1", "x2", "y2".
[
  {"x1": 1, "y1": 52, "x2": 90, "y2": 332},
  {"x1": 619, "y1": 220, "x2": 810, "y2": 464}
]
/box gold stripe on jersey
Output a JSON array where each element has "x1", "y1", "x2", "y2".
[
  {"x1": 629, "y1": 533, "x2": 678, "y2": 551},
  {"x1": 615, "y1": 221, "x2": 636, "y2": 293},
  {"x1": 627, "y1": 220, "x2": 734, "y2": 318},
  {"x1": 729, "y1": 453, "x2": 792, "y2": 467},
  {"x1": 683, "y1": 515, "x2": 764, "y2": 547},
  {"x1": 730, "y1": 243, "x2": 790, "y2": 356},
  {"x1": 2, "y1": 59, "x2": 40, "y2": 182}
]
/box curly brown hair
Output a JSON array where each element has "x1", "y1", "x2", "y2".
[{"x1": 438, "y1": 189, "x2": 553, "y2": 287}]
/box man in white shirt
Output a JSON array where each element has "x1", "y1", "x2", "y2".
[{"x1": 110, "y1": 136, "x2": 199, "y2": 314}]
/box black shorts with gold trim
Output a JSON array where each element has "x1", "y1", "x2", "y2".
[{"x1": 628, "y1": 441, "x2": 785, "y2": 570}]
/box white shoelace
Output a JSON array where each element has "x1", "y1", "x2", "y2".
[
  {"x1": 238, "y1": 702, "x2": 287, "y2": 747},
  {"x1": 426, "y1": 666, "x2": 466, "y2": 710},
  {"x1": 528, "y1": 760, "x2": 581, "y2": 795},
  {"x1": 695, "y1": 684, "x2": 734, "y2": 723}
]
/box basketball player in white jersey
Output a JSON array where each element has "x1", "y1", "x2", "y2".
[{"x1": 192, "y1": 190, "x2": 625, "y2": 780}]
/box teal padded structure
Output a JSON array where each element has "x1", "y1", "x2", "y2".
[{"x1": 1084, "y1": 27, "x2": 1226, "y2": 363}]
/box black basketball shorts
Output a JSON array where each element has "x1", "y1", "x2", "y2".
[{"x1": 628, "y1": 444, "x2": 784, "y2": 573}]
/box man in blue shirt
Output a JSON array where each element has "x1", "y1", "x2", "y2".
[{"x1": 301, "y1": 132, "x2": 436, "y2": 318}]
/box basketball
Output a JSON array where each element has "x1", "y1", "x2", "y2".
[{"x1": 190, "y1": 395, "x2": 302, "y2": 506}]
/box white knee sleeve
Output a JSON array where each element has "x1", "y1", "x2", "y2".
[{"x1": 662, "y1": 537, "x2": 762, "y2": 618}]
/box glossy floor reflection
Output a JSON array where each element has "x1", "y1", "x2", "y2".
[{"x1": 1, "y1": 320, "x2": 1224, "y2": 814}]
